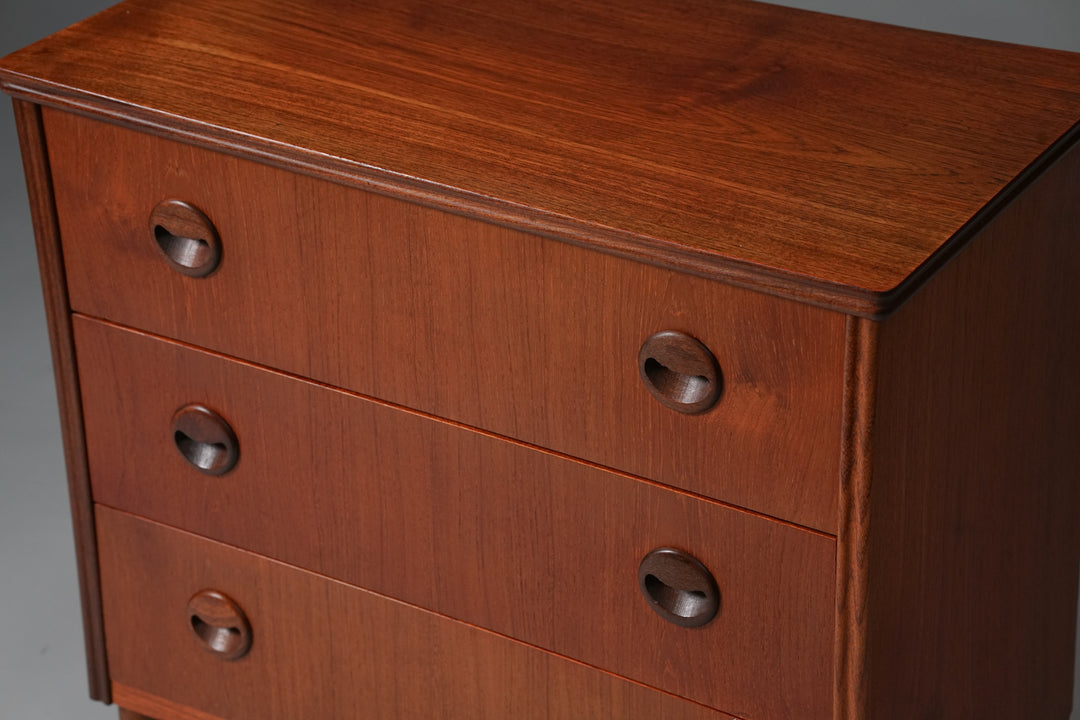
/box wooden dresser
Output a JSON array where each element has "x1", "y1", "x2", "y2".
[{"x1": 3, "y1": 1, "x2": 1078, "y2": 718}]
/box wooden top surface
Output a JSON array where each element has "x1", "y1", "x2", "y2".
[{"x1": 4, "y1": 0, "x2": 1080, "y2": 314}]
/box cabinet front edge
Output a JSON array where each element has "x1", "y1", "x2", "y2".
[
  {"x1": 12, "y1": 75, "x2": 1071, "y2": 319},
  {"x1": 12, "y1": 98, "x2": 111, "y2": 703}
]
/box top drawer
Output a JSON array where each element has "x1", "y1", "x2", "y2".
[{"x1": 45, "y1": 108, "x2": 845, "y2": 533}]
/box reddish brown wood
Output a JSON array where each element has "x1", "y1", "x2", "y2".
[
  {"x1": 637, "y1": 331, "x2": 722, "y2": 414},
  {"x1": 834, "y1": 315, "x2": 877, "y2": 720},
  {"x1": 184, "y1": 590, "x2": 253, "y2": 661},
  {"x1": 98, "y1": 507, "x2": 737, "y2": 720},
  {"x1": 117, "y1": 689, "x2": 218, "y2": 720},
  {"x1": 148, "y1": 200, "x2": 222, "y2": 278},
  {"x1": 11, "y1": 99, "x2": 110, "y2": 702},
  {"x1": 118, "y1": 708, "x2": 158, "y2": 720},
  {"x1": 637, "y1": 547, "x2": 721, "y2": 629},
  {"x1": 4, "y1": 0, "x2": 1080, "y2": 314},
  {"x1": 7, "y1": 4, "x2": 1080, "y2": 719},
  {"x1": 839, "y1": 141, "x2": 1080, "y2": 717},
  {"x1": 76, "y1": 315, "x2": 836, "y2": 719},
  {"x1": 49, "y1": 108, "x2": 846, "y2": 534},
  {"x1": 169, "y1": 405, "x2": 239, "y2": 476}
]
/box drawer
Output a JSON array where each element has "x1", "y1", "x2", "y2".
[
  {"x1": 48, "y1": 107, "x2": 846, "y2": 534},
  {"x1": 97, "y1": 506, "x2": 737, "y2": 720},
  {"x1": 77, "y1": 315, "x2": 836, "y2": 720}
]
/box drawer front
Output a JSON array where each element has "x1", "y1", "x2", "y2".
[
  {"x1": 77, "y1": 316, "x2": 835, "y2": 720},
  {"x1": 48, "y1": 108, "x2": 845, "y2": 533},
  {"x1": 97, "y1": 506, "x2": 736, "y2": 720}
]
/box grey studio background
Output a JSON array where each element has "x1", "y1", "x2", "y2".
[{"x1": 0, "y1": 0, "x2": 1078, "y2": 718}]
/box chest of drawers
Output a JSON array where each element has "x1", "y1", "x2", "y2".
[{"x1": 3, "y1": 1, "x2": 1078, "y2": 718}]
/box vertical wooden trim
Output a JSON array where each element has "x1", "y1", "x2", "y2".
[
  {"x1": 12, "y1": 98, "x2": 110, "y2": 702},
  {"x1": 834, "y1": 315, "x2": 878, "y2": 720}
]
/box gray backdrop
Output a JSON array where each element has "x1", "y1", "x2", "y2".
[{"x1": 1, "y1": 0, "x2": 1077, "y2": 718}]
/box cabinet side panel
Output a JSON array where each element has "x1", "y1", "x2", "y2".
[
  {"x1": 862, "y1": 142, "x2": 1080, "y2": 718},
  {"x1": 11, "y1": 99, "x2": 110, "y2": 702}
]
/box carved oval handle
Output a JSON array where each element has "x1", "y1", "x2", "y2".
[
  {"x1": 638, "y1": 547, "x2": 720, "y2": 628},
  {"x1": 150, "y1": 199, "x2": 222, "y2": 277},
  {"x1": 186, "y1": 590, "x2": 252, "y2": 661},
  {"x1": 171, "y1": 404, "x2": 239, "y2": 476},
  {"x1": 637, "y1": 331, "x2": 722, "y2": 414}
]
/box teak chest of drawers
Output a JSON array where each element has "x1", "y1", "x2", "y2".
[{"x1": 3, "y1": 1, "x2": 1078, "y2": 718}]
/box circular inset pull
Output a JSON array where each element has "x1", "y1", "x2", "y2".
[
  {"x1": 171, "y1": 404, "x2": 239, "y2": 476},
  {"x1": 638, "y1": 331, "x2": 722, "y2": 414},
  {"x1": 150, "y1": 199, "x2": 222, "y2": 277},
  {"x1": 638, "y1": 547, "x2": 720, "y2": 628},
  {"x1": 186, "y1": 590, "x2": 252, "y2": 660}
]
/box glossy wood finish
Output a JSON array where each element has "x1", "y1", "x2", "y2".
[
  {"x1": 5, "y1": 0, "x2": 1080, "y2": 313},
  {"x1": 77, "y1": 315, "x2": 836, "y2": 719},
  {"x1": 833, "y1": 317, "x2": 876, "y2": 720},
  {"x1": 10, "y1": 99, "x2": 110, "y2": 702},
  {"x1": 98, "y1": 507, "x2": 737, "y2": 720},
  {"x1": 148, "y1": 200, "x2": 222, "y2": 278},
  {"x1": 637, "y1": 331, "x2": 722, "y2": 414},
  {"x1": 637, "y1": 547, "x2": 721, "y2": 629},
  {"x1": 7, "y1": 3, "x2": 1080, "y2": 718},
  {"x1": 184, "y1": 591, "x2": 253, "y2": 661},
  {"x1": 50, "y1": 109, "x2": 846, "y2": 534},
  {"x1": 839, "y1": 143, "x2": 1080, "y2": 717},
  {"x1": 169, "y1": 405, "x2": 240, "y2": 477}
]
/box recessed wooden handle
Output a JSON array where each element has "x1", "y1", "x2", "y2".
[
  {"x1": 150, "y1": 199, "x2": 222, "y2": 277},
  {"x1": 638, "y1": 547, "x2": 720, "y2": 628},
  {"x1": 638, "y1": 331, "x2": 722, "y2": 414},
  {"x1": 171, "y1": 404, "x2": 239, "y2": 476},
  {"x1": 186, "y1": 590, "x2": 252, "y2": 661}
]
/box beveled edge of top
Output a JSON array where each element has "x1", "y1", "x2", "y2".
[{"x1": 3, "y1": 62, "x2": 1078, "y2": 320}]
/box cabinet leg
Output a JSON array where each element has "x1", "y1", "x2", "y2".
[{"x1": 119, "y1": 709, "x2": 157, "y2": 720}]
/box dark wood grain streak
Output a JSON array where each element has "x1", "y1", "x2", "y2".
[
  {"x1": 834, "y1": 316, "x2": 877, "y2": 720},
  {"x1": 76, "y1": 315, "x2": 836, "y2": 720},
  {"x1": 99, "y1": 508, "x2": 737, "y2": 720},
  {"x1": 853, "y1": 140, "x2": 1080, "y2": 717},
  {"x1": 49, "y1": 108, "x2": 846, "y2": 534},
  {"x1": 11, "y1": 99, "x2": 110, "y2": 702},
  {"x1": 4, "y1": 0, "x2": 1080, "y2": 315}
]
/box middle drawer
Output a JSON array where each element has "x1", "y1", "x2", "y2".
[{"x1": 75, "y1": 315, "x2": 835, "y2": 719}]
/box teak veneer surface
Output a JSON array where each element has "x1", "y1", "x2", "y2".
[
  {"x1": 846, "y1": 135, "x2": 1080, "y2": 718},
  {"x1": 78, "y1": 315, "x2": 836, "y2": 720},
  {"x1": 50, "y1": 108, "x2": 846, "y2": 534},
  {"x1": 12, "y1": 100, "x2": 111, "y2": 701},
  {"x1": 4, "y1": 0, "x2": 1080, "y2": 312},
  {"x1": 97, "y1": 508, "x2": 736, "y2": 720}
]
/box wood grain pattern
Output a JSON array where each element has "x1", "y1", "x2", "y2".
[
  {"x1": 98, "y1": 507, "x2": 738, "y2": 720},
  {"x1": 11, "y1": 99, "x2": 110, "y2": 702},
  {"x1": 4, "y1": 0, "x2": 1080, "y2": 313},
  {"x1": 118, "y1": 708, "x2": 158, "y2": 720},
  {"x1": 51, "y1": 108, "x2": 846, "y2": 534},
  {"x1": 77, "y1": 315, "x2": 836, "y2": 720},
  {"x1": 833, "y1": 316, "x2": 877, "y2": 720},
  {"x1": 842, "y1": 138, "x2": 1080, "y2": 718}
]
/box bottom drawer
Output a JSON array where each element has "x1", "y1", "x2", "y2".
[{"x1": 96, "y1": 506, "x2": 734, "y2": 720}]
